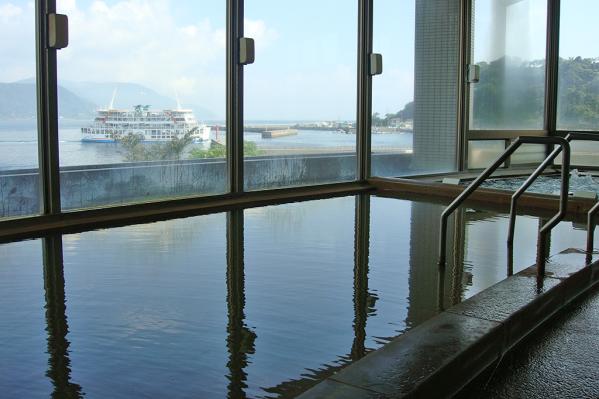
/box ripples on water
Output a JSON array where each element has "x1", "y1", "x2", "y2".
[
  {"x1": 0, "y1": 195, "x2": 596, "y2": 398},
  {"x1": 480, "y1": 170, "x2": 599, "y2": 196}
]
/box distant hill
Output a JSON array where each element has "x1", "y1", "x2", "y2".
[
  {"x1": 11, "y1": 79, "x2": 218, "y2": 120},
  {"x1": 61, "y1": 81, "x2": 176, "y2": 110},
  {"x1": 0, "y1": 82, "x2": 96, "y2": 120},
  {"x1": 60, "y1": 81, "x2": 217, "y2": 120}
]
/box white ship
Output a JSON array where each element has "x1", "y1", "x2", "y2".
[{"x1": 81, "y1": 103, "x2": 211, "y2": 143}]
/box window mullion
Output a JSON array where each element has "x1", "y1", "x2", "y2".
[
  {"x1": 545, "y1": 0, "x2": 560, "y2": 136},
  {"x1": 36, "y1": 0, "x2": 61, "y2": 214},
  {"x1": 356, "y1": 0, "x2": 373, "y2": 181},
  {"x1": 227, "y1": 0, "x2": 244, "y2": 194}
]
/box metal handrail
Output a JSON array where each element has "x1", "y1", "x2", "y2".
[
  {"x1": 508, "y1": 132, "x2": 599, "y2": 251},
  {"x1": 438, "y1": 136, "x2": 571, "y2": 268},
  {"x1": 586, "y1": 201, "x2": 599, "y2": 264},
  {"x1": 507, "y1": 136, "x2": 570, "y2": 249}
]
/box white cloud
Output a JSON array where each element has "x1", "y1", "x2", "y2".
[
  {"x1": 0, "y1": 2, "x2": 35, "y2": 81},
  {"x1": 0, "y1": 2, "x2": 21, "y2": 18},
  {"x1": 0, "y1": 0, "x2": 278, "y2": 118},
  {"x1": 59, "y1": 0, "x2": 280, "y2": 117},
  {"x1": 245, "y1": 18, "x2": 279, "y2": 48}
]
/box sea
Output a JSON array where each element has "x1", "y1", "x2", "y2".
[{"x1": 0, "y1": 119, "x2": 413, "y2": 170}]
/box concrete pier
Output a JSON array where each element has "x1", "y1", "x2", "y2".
[{"x1": 261, "y1": 129, "x2": 298, "y2": 139}]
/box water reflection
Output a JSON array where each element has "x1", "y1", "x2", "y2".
[
  {"x1": 260, "y1": 195, "x2": 375, "y2": 397},
  {"x1": 406, "y1": 202, "x2": 466, "y2": 321},
  {"x1": 26, "y1": 195, "x2": 589, "y2": 398},
  {"x1": 351, "y1": 194, "x2": 375, "y2": 361},
  {"x1": 226, "y1": 210, "x2": 256, "y2": 399},
  {"x1": 42, "y1": 235, "x2": 83, "y2": 398}
]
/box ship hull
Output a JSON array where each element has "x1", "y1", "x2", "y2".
[
  {"x1": 81, "y1": 136, "x2": 211, "y2": 144},
  {"x1": 81, "y1": 137, "x2": 118, "y2": 143},
  {"x1": 81, "y1": 127, "x2": 211, "y2": 143},
  {"x1": 81, "y1": 108, "x2": 211, "y2": 143}
]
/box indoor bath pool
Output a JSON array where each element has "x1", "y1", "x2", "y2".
[
  {"x1": 478, "y1": 169, "x2": 599, "y2": 197},
  {"x1": 1, "y1": 195, "x2": 596, "y2": 398}
]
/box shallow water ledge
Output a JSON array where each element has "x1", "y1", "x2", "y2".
[{"x1": 298, "y1": 250, "x2": 599, "y2": 399}]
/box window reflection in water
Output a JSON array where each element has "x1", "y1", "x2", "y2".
[{"x1": 6, "y1": 195, "x2": 588, "y2": 398}]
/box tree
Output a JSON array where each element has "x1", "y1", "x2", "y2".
[
  {"x1": 118, "y1": 133, "x2": 148, "y2": 162},
  {"x1": 557, "y1": 57, "x2": 599, "y2": 129},
  {"x1": 372, "y1": 57, "x2": 599, "y2": 131},
  {"x1": 471, "y1": 57, "x2": 545, "y2": 129},
  {"x1": 372, "y1": 112, "x2": 384, "y2": 126},
  {"x1": 117, "y1": 131, "x2": 195, "y2": 161},
  {"x1": 158, "y1": 131, "x2": 194, "y2": 160},
  {"x1": 398, "y1": 101, "x2": 414, "y2": 120},
  {"x1": 372, "y1": 101, "x2": 414, "y2": 127},
  {"x1": 189, "y1": 140, "x2": 262, "y2": 159}
]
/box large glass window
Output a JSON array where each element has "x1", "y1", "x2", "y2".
[
  {"x1": 372, "y1": 0, "x2": 460, "y2": 177},
  {"x1": 468, "y1": 141, "x2": 545, "y2": 169},
  {"x1": 468, "y1": 140, "x2": 506, "y2": 169},
  {"x1": 470, "y1": 0, "x2": 547, "y2": 131},
  {"x1": 57, "y1": 1, "x2": 226, "y2": 211},
  {"x1": 557, "y1": 0, "x2": 599, "y2": 132},
  {"x1": 371, "y1": 0, "x2": 415, "y2": 177},
  {"x1": 244, "y1": 0, "x2": 357, "y2": 190},
  {"x1": 0, "y1": 1, "x2": 40, "y2": 218}
]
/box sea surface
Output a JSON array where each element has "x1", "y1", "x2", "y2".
[{"x1": 0, "y1": 120, "x2": 413, "y2": 170}]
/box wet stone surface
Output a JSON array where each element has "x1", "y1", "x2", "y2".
[
  {"x1": 320, "y1": 312, "x2": 502, "y2": 397},
  {"x1": 301, "y1": 249, "x2": 597, "y2": 399},
  {"x1": 446, "y1": 275, "x2": 562, "y2": 323},
  {"x1": 456, "y1": 286, "x2": 599, "y2": 399},
  {"x1": 542, "y1": 249, "x2": 592, "y2": 280},
  {"x1": 296, "y1": 380, "x2": 387, "y2": 399}
]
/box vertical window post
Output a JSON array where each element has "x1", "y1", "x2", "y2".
[
  {"x1": 458, "y1": 0, "x2": 473, "y2": 171},
  {"x1": 545, "y1": 0, "x2": 560, "y2": 136},
  {"x1": 357, "y1": 0, "x2": 373, "y2": 181},
  {"x1": 227, "y1": 0, "x2": 245, "y2": 194},
  {"x1": 36, "y1": 0, "x2": 62, "y2": 214}
]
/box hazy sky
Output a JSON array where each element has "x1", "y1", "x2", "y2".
[{"x1": 0, "y1": 0, "x2": 597, "y2": 120}]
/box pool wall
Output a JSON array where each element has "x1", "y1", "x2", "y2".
[
  {"x1": 370, "y1": 177, "x2": 598, "y2": 218},
  {"x1": 0, "y1": 153, "x2": 410, "y2": 218}
]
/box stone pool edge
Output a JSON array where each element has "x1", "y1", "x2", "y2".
[{"x1": 297, "y1": 249, "x2": 599, "y2": 399}]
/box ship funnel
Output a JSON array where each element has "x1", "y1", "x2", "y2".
[
  {"x1": 109, "y1": 87, "x2": 118, "y2": 109},
  {"x1": 175, "y1": 91, "x2": 182, "y2": 110}
]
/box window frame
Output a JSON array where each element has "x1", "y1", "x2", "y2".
[
  {"x1": 463, "y1": 0, "x2": 566, "y2": 171},
  {"x1": 0, "y1": 0, "x2": 375, "y2": 238}
]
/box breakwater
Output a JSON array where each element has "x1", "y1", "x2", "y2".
[{"x1": 261, "y1": 129, "x2": 298, "y2": 139}]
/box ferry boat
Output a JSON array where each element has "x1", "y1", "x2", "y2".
[{"x1": 81, "y1": 105, "x2": 211, "y2": 143}]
